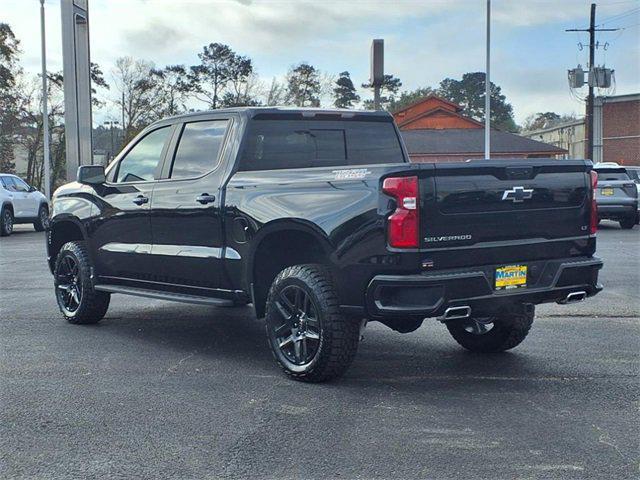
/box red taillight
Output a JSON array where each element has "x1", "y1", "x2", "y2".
[
  {"x1": 383, "y1": 175, "x2": 419, "y2": 248},
  {"x1": 590, "y1": 170, "x2": 598, "y2": 235}
]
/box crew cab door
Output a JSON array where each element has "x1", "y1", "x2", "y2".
[
  {"x1": 149, "y1": 117, "x2": 232, "y2": 295},
  {"x1": 91, "y1": 125, "x2": 174, "y2": 282}
]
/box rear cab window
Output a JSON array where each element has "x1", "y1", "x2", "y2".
[{"x1": 239, "y1": 117, "x2": 405, "y2": 171}]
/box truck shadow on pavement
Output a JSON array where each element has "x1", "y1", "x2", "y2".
[{"x1": 96, "y1": 301, "x2": 553, "y2": 389}]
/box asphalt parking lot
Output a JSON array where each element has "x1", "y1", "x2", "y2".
[{"x1": 1, "y1": 222, "x2": 638, "y2": 479}]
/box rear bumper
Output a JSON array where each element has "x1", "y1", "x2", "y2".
[
  {"x1": 597, "y1": 204, "x2": 638, "y2": 219},
  {"x1": 366, "y1": 256, "x2": 603, "y2": 320}
]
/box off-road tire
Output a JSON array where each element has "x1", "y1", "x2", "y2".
[
  {"x1": 619, "y1": 216, "x2": 636, "y2": 229},
  {"x1": 265, "y1": 264, "x2": 360, "y2": 382},
  {"x1": 33, "y1": 204, "x2": 49, "y2": 231},
  {"x1": 0, "y1": 207, "x2": 13, "y2": 236},
  {"x1": 446, "y1": 308, "x2": 535, "y2": 353},
  {"x1": 54, "y1": 241, "x2": 110, "y2": 324}
]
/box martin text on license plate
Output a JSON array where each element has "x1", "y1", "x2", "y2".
[{"x1": 495, "y1": 264, "x2": 527, "y2": 290}]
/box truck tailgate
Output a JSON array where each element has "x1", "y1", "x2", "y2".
[{"x1": 422, "y1": 160, "x2": 591, "y2": 248}]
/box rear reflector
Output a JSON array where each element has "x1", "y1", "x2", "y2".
[
  {"x1": 590, "y1": 170, "x2": 598, "y2": 235},
  {"x1": 382, "y1": 176, "x2": 419, "y2": 248}
]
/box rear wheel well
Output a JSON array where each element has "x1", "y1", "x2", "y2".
[
  {"x1": 49, "y1": 221, "x2": 84, "y2": 269},
  {"x1": 252, "y1": 229, "x2": 330, "y2": 318},
  {"x1": 2, "y1": 202, "x2": 13, "y2": 214}
]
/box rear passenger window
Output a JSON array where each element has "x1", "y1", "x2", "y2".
[
  {"x1": 171, "y1": 120, "x2": 229, "y2": 179},
  {"x1": 239, "y1": 119, "x2": 403, "y2": 171}
]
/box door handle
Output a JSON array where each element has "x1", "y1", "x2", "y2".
[
  {"x1": 133, "y1": 195, "x2": 149, "y2": 206},
  {"x1": 196, "y1": 193, "x2": 215, "y2": 205}
]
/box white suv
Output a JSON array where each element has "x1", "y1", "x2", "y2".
[{"x1": 0, "y1": 174, "x2": 50, "y2": 236}]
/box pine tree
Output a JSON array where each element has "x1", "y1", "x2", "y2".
[
  {"x1": 333, "y1": 71, "x2": 360, "y2": 108},
  {"x1": 286, "y1": 63, "x2": 321, "y2": 107}
]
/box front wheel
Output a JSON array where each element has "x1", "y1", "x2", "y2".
[
  {"x1": 265, "y1": 264, "x2": 360, "y2": 382},
  {"x1": 54, "y1": 241, "x2": 110, "y2": 324},
  {"x1": 446, "y1": 307, "x2": 535, "y2": 353},
  {"x1": 33, "y1": 204, "x2": 49, "y2": 231}
]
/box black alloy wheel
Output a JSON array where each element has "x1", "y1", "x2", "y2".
[
  {"x1": 269, "y1": 284, "x2": 322, "y2": 367},
  {"x1": 461, "y1": 317, "x2": 495, "y2": 336},
  {"x1": 53, "y1": 241, "x2": 110, "y2": 324},
  {"x1": 55, "y1": 254, "x2": 83, "y2": 315},
  {"x1": 265, "y1": 264, "x2": 360, "y2": 382},
  {"x1": 446, "y1": 308, "x2": 535, "y2": 353}
]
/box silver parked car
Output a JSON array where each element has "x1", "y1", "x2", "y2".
[
  {"x1": 593, "y1": 165, "x2": 638, "y2": 229},
  {"x1": 0, "y1": 174, "x2": 50, "y2": 236}
]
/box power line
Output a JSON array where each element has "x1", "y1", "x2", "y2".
[{"x1": 597, "y1": 6, "x2": 640, "y2": 25}]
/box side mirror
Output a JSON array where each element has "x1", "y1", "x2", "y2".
[
  {"x1": 28, "y1": 185, "x2": 37, "y2": 192},
  {"x1": 77, "y1": 165, "x2": 106, "y2": 185}
]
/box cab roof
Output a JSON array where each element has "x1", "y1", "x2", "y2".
[{"x1": 161, "y1": 107, "x2": 393, "y2": 123}]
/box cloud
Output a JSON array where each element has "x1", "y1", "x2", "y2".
[{"x1": 2, "y1": 0, "x2": 638, "y2": 125}]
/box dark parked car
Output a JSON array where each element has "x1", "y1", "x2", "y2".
[
  {"x1": 46, "y1": 108, "x2": 603, "y2": 381},
  {"x1": 593, "y1": 164, "x2": 638, "y2": 229}
]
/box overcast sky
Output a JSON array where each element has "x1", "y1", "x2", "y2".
[{"x1": 4, "y1": 0, "x2": 640, "y2": 125}]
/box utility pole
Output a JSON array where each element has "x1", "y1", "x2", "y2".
[
  {"x1": 40, "y1": 0, "x2": 51, "y2": 199},
  {"x1": 566, "y1": 3, "x2": 618, "y2": 161},
  {"x1": 484, "y1": 0, "x2": 491, "y2": 159},
  {"x1": 103, "y1": 120, "x2": 119, "y2": 162}
]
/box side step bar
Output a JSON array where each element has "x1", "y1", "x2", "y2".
[{"x1": 94, "y1": 284, "x2": 235, "y2": 307}]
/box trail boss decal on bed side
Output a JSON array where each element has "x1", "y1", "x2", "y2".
[{"x1": 332, "y1": 169, "x2": 371, "y2": 181}]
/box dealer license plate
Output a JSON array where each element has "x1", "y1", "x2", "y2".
[
  {"x1": 601, "y1": 187, "x2": 614, "y2": 196},
  {"x1": 495, "y1": 265, "x2": 527, "y2": 290}
]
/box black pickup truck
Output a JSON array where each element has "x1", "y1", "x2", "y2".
[{"x1": 47, "y1": 108, "x2": 603, "y2": 382}]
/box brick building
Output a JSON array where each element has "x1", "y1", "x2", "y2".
[
  {"x1": 594, "y1": 93, "x2": 640, "y2": 166},
  {"x1": 392, "y1": 95, "x2": 566, "y2": 162}
]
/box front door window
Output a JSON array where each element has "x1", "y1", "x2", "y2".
[{"x1": 116, "y1": 127, "x2": 171, "y2": 183}]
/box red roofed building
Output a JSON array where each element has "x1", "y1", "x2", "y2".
[
  {"x1": 393, "y1": 95, "x2": 483, "y2": 130},
  {"x1": 392, "y1": 95, "x2": 567, "y2": 162}
]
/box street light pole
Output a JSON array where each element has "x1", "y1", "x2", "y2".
[
  {"x1": 484, "y1": 0, "x2": 491, "y2": 160},
  {"x1": 103, "y1": 120, "x2": 119, "y2": 163},
  {"x1": 40, "y1": 0, "x2": 51, "y2": 198}
]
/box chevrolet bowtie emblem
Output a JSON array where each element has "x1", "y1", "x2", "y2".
[{"x1": 502, "y1": 186, "x2": 533, "y2": 203}]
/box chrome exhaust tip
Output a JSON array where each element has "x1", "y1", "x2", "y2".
[
  {"x1": 440, "y1": 305, "x2": 472, "y2": 321},
  {"x1": 558, "y1": 291, "x2": 587, "y2": 304}
]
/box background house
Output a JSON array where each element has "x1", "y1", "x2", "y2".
[
  {"x1": 523, "y1": 119, "x2": 586, "y2": 160},
  {"x1": 522, "y1": 93, "x2": 639, "y2": 165},
  {"x1": 392, "y1": 95, "x2": 567, "y2": 162}
]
